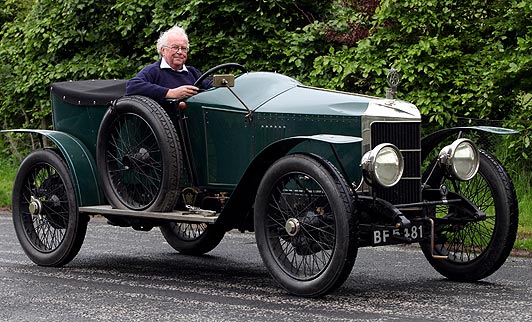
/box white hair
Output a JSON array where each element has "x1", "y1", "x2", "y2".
[{"x1": 156, "y1": 26, "x2": 189, "y2": 55}]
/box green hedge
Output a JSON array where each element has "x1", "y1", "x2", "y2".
[{"x1": 1, "y1": 0, "x2": 530, "y2": 164}]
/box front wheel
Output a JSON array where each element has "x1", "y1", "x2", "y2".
[
  {"x1": 254, "y1": 154, "x2": 358, "y2": 297},
  {"x1": 12, "y1": 149, "x2": 88, "y2": 266},
  {"x1": 421, "y1": 149, "x2": 518, "y2": 281}
]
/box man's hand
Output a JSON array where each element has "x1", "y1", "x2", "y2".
[{"x1": 165, "y1": 85, "x2": 199, "y2": 99}]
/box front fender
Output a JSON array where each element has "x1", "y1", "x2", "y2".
[
  {"x1": 216, "y1": 134, "x2": 362, "y2": 230},
  {"x1": 2, "y1": 129, "x2": 103, "y2": 206},
  {"x1": 421, "y1": 126, "x2": 518, "y2": 163}
]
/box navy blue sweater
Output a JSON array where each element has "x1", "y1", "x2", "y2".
[{"x1": 125, "y1": 60, "x2": 209, "y2": 101}]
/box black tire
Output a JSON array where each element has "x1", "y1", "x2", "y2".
[
  {"x1": 12, "y1": 149, "x2": 88, "y2": 266},
  {"x1": 254, "y1": 154, "x2": 358, "y2": 297},
  {"x1": 160, "y1": 222, "x2": 225, "y2": 255},
  {"x1": 421, "y1": 149, "x2": 518, "y2": 281},
  {"x1": 97, "y1": 95, "x2": 182, "y2": 211}
]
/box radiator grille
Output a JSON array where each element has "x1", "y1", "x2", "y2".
[{"x1": 371, "y1": 122, "x2": 421, "y2": 205}]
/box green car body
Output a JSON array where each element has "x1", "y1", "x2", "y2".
[
  {"x1": 48, "y1": 72, "x2": 420, "y2": 212},
  {"x1": 4, "y1": 67, "x2": 519, "y2": 297}
]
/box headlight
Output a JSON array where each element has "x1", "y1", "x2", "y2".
[
  {"x1": 361, "y1": 143, "x2": 404, "y2": 187},
  {"x1": 438, "y1": 138, "x2": 479, "y2": 181}
]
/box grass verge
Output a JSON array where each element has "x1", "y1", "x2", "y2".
[
  {"x1": 513, "y1": 167, "x2": 532, "y2": 253},
  {"x1": 0, "y1": 158, "x2": 17, "y2": 208}
]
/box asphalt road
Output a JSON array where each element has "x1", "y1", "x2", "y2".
[{"x1": 1, "y1": 214, "x2": 531, "y2": 322}]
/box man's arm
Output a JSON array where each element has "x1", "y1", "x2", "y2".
[
  {"x1": 126, "y1": 63, "x2": 200, "y2": 100},
  {"x1": 166, "y1": 85, "x2": 198, "y2": 99},
  {"x1": 125, "y1": 66, "x2": 169, "y2": 101}
]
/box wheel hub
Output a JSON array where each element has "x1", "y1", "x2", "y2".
[
  {"x1": 285, "y1": 218, "x2": 300, "y2": 237},
  {"x1": 122, "y1": 147, "x2": 150, "y2": 170},
  {"x1": 28, "y1": 196, "x2": 42, "y2": 217}
]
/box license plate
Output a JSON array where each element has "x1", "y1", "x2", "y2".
[{"x1": 372, "y1": 224, "x2": 425, "y2": 246}]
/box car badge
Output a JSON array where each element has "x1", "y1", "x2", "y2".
[{"x1": 386, "y1": 68, "x2": 400, "y2": 99}]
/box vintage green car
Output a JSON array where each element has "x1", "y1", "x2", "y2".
[{"x1": 4, "y1": 64, "x2": 519, "y2": 297}]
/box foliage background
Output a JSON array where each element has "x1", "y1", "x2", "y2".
[{"x1": 0, "y1": 0, "x2": 531, "y2": 164}]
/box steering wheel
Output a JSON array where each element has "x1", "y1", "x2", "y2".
[{"x1": 193, "y1": 63, "x2": 248, "y2": 88}]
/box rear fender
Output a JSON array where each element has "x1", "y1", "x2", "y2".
[
  {"x1": 2, "y1": 129, "x2": 103, "y2": 206},
  {"x1": 421, "y1": 126, "x2": 518, "y2": 163},
  {"x1": 216, "y1": 134, "x2": 362, "y2": 230}
]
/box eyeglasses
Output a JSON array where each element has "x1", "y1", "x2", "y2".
[{"x1": 164, "y1": 45, "x2": 189, "y2": 53}]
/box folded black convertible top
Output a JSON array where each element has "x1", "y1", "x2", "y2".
[{"x1": 50, "y1": 79, "x2": 127, "y2": 106}]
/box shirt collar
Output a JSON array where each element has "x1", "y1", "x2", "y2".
[{"x1": 160, "y1": 58, "x2": 188, "y2": 72}]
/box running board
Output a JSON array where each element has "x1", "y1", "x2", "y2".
[{"x1": 79, "y1": 205, "x2": 218, "y2": 224}]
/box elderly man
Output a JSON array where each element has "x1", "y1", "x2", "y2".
[{"x1": 126, "y1": 26, "x2": 210, "y2": 101}]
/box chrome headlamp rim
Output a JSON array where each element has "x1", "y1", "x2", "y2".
[
  {"x1": 438, "y1": 138, "x2": 480, "y2": 181},
  {"x1": 361, "y1": 143, "x2": 404, "y2": 188}
]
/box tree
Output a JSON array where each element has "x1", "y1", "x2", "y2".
[
  {"x1": 0, "y1": 0, "x2": 530, "y2": 163},
  {"x1": 0, "y1": 0, "x2": 333, "y2": 133}
]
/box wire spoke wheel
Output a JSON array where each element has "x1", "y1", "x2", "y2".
[
  {"x1": 266, "y1": 173, "x2": 336, "y2": 279},
  {"x1": 106, "y1": 113, "x2": 163, "y2": 209},
  {"x1": 421, "y1": 149, "x2": 518, "y2": 281},
  {"x1": 97, "y1": 96, "x2": 181, "y2": 212},
  {"x1": 433, "y1": 174, "x2": 496, "y2": 261},
  {"x1": 12, "y1": 149, "x2": 87, "y2": 266},
  {"x1": 160, "y1": 222, "x2": 225, "y2": 255},
  {"x1": 174, "y1": 223, "x2": 208, "y2": 240},
  {"x1": 255, "y1": 154, "x2": 357, "y2": 297},
  {"x1": 21, "y1": 164, "x2": 69, "y2": 251}
]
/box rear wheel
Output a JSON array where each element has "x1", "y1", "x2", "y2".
[
  {"x1": 97, "y1": 95, "x2": 182, "y2": 211},
  {"x1": 254, "y1": 154, "x2": 358, "y2": 297},
  {"x1": 160, "y1": 222, "x2": 225, "y2": 255},
  {"x1": 421, "y1": 150, "x2": 518, "y2": 281},
  {"x1": 12, "y1": 149, "x2": 87, "y2": 266}
]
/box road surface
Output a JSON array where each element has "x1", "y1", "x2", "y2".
[{"x1": 0, "y1": 214, "x2": 531, "y2": 321}]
